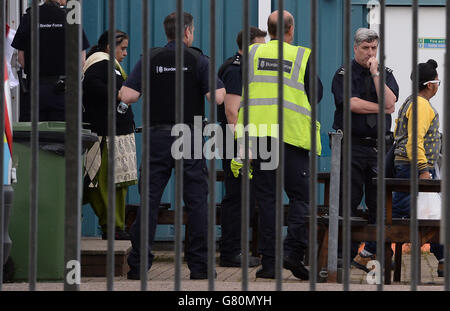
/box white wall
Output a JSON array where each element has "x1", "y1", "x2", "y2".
[
  {"x1": 258, "y1": 0, "x2": 271, "y2": 42},
  {"x1": 7, "y1": 0, "x2": 26, "y2": 122},
  {"x1": 384, "y1": 6, "x2": 446, "y2": 131}
]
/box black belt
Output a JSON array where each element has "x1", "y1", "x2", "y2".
[
  {"x1": 352, "y1": 134, "x2": 393, "y2": 148},
  {"x1": 39, "y1": 75, "x2": 65, "y2": 83},
  {"x1": 150, "y1": 124, "x2": 175, "y2": 131}
]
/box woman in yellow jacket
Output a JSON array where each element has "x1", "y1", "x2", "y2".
[{"x1": 393, "y1": 59, "x2": 443, "y2": 276}]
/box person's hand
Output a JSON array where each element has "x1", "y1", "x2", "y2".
[
  {"x1": 230, "y1": 158, "x2": 253, "y2": 179},
  {"x1": 419, "y1": 171, "x2": 432, "y2": 179},
  {"x1": 368, "y1": 56, "x2": 379, "y2": 76},
  {"x1": 385, "y1": 106, "x2": 395, "y2": 114}
]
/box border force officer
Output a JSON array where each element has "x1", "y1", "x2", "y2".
[
  {"x1": 12, "y1": 0, "x2": 90, "y2": 121},
  {"x1": 331, "y1": 28, "x2": 399, "y2": 270},
  {"x1": 217, "y1": 27, "x2": 267, "y2": 268},
  {"x1": 120, "y1": 12, "x2": 225, "y2": 280}
]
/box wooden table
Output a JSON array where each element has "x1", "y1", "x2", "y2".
[
  {"x1": 316, "y1": 178, "x2": 441, "y2": 284},
  {"x1": 380, "y1": 178, "x2": 441, "y2": 283}
]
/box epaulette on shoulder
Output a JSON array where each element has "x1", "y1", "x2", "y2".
[
  {"x1": 337, "y1": 67, "x2": 345, "y2": 75},
  {"x1": 232, "y1": 54, "x2": 241, "y2": 66},
  {"x1": 385, "y1": 66, "x2": 393, "y2": 74},
  {"x1": 190, "y1": 46, "x2": 204, "y2": 55}
]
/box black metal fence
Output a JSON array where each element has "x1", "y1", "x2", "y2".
[{"x1": 0, "y1": 0, "x2": 449, "y2": 292}]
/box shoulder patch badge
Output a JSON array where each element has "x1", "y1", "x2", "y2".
[{"x1": 232, "y1": 55, "x2": 241, "y2": 66}]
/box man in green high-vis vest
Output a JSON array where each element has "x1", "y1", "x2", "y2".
[{"x1": 235, "y1": 10, "x2": 323, "y2": 280}]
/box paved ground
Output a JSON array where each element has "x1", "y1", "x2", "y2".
[{"x1": 2, "y1": 246, "x2": 446, "y2": 291}]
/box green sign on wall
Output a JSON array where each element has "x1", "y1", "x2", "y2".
[{"x1": 418, "y1": 38, "x2": 446, "y2": 49}]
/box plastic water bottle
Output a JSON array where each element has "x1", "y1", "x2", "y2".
[{"x1": 117, "y1": 101, "x2": 129, "y2": 114}]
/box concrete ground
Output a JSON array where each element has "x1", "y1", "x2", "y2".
[{"x1": 2, "y1": 243, "x2": 446, "y2": 291}]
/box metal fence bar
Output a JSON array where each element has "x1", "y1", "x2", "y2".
[
  {"x1": 0, "y1": 0, "x2": 5, "y2": 291},
  {"x1": 376, "y1": 0, "x2": 386, "y2": 290},
  {"x1": 444, "y1": 0, "x2": 450, "y2": 292},
  {"x1": 140, "y1": 0, "x2": 150, "y2": 291},
  {"x1": 107, "y1": 0, "x2": 116, "y2": 292},
  {"x1": 309, "y1": 0, "x2": 318, "y2": 290},
  {"x1": 208, "y1": 0, "x2": 217, "y2": 291},
  {"x1": 410, "y1": 0, "x2": 419, "y2": 291},
  {"x1": 174, "y1": 0, "x2": 184, "y2": 291},
  {"x1": 342, "y1": 0, "x2": 352, "y2": 291},
  {"x1": 275, "y1": 0, "x2": 285, "y2": 292},
  {"x1": 241, "y1": 0, "x2": 250, "y2": 292},
  {"x1": 64, "y1": 0, "x2": 82, "y2": 292},
  {"x1": 327, "y1": 131, "x2": 343, "y2": 282},
  {"x1": 29, "y1": 0, "x2": 39, "y2": 292}
]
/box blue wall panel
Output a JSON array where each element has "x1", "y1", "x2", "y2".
[
  {"x1": 81, "y1": 0, "x2": 258, "y2": 238},
  {"x1": 271, "y1": 0, "x2": 368, "y2": 174},
  {"x1": 352, "y1": 0, "x2": 445, "y2": 5},
  {"x1": 81, "y1": 0, "x2": 369, "y2": 238}
]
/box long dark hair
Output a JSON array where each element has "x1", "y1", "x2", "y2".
[{"x1": 87, "y1": 30, "x2": 129, "y2": 59}]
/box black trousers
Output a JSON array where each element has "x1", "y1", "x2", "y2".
[
  {"x1": 127, "y1": 129, "x2": 209, "y2": 275},
  {"x1": 218, "y1": 124, "x2": 257, "y2": 260},
  {"x1": 19, "y1": 80, "x2": 65, "y2": 122},
  {"x1": 252, "y1": 140, "x2": 310, "y2": 270},
  {"x1": 339, "y1": 143, "x2": 378, "y2": 259}
]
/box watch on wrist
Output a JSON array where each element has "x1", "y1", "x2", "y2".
[{"x1": 371, "y1": 72, "x2": 380, "y2": 78}]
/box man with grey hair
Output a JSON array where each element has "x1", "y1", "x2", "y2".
[{"x1": 331, "y1": 28, "x2": 399, "y2": 271}]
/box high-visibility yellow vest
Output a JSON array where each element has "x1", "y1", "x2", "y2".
[{"x1": 236, "y1": 40, "x2": 321, "y2": 155}]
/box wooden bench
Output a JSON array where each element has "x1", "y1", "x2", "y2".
[
  {"x1": 316, "y1": 178, "x2": 441, "y2": 284},
  {"x1": 125, "y1": 171, "x2": 332, "y2": 257}
]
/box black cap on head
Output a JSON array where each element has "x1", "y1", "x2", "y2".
[{"x1": 412, "y1": 59, "x2": 438, "y2": 90}]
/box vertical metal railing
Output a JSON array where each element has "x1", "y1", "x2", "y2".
[
  {"x1": 342, "y1": 0, "x2": 352, "y2": 291},
  {"x1": 174, "y1": 0, "x2": 184, "y2": 291},
  {"x1": 10, "y1": 0, "x2": 450, "y2": 293},
  {"x1": 208, "y1": 0, "x2": 217, "y2": 291},
  {"x1": 376, "y1": 0, "x2": 386, "y2": 290},
  {"x1": 29, "y1": 0, "x2": 39, "y2": 292},
  {"x1": 275, "y1": 0, "x2": 284, "y2": 292},
  {"x1": 140, "y1": 0, "x2": 150, "y2": 291},
  {"x1": 444, "y1": 0, "x2": 450, "y2": 292},
  {"x1": 64, "y1": 0, "x2": 83, "y2": 292},
  {"x1": 309, "y1": 0, "x2": 318, "y2": 290},
  {"x1": 410, "y1": 0, "x2": 419, "y2": 291},
  {"x1": 327, "y1": 131, "x2": 343, "y2": 283},
  {"x1": 241, "y1": 0, "x2": 250, "y2": 292},
  {"x1": 107, "y1": 0, "x2": 117, "y2": 292},
  {"x1": 0, "y1": 0, "x2": 5, "y2": 291}
]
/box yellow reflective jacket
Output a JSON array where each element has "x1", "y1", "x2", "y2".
[{"x1": 236, "y1": 40, "x2": 321, "y2": 155}]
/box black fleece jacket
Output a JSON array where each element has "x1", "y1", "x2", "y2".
[{"x1": 82, "y1": 60, "x2": 135, "y2": 136}]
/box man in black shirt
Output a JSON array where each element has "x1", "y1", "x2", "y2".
[
  {"x1": 12, "y1": 0, "x2": 90, "y2": 121},
  {"x1": 120, "y1": 12, "x2": 225, "y2": 280},
  {"x1": 331, "y1": 28, "x2": 399, "y2": 270},
  {"x1": 217, "y1": 27, "x2": 266, "y2": 268}
]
